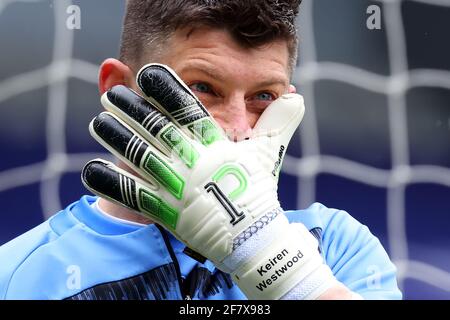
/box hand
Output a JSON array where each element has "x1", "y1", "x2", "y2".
[{"x1": 82, "y1": 64, "x2": 334, "y2": 299}]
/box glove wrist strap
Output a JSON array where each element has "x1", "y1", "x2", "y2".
[{"x1": 230, "y1": 222, "x2": 336, "y2": 300}]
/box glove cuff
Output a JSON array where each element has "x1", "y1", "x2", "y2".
[{"x1": 226, "y1": 220, "x2": 336, "y2": 300}]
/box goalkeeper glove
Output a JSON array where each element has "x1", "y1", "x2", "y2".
[{"x1": 82, "y1": 64, "x2": 336, "y2": 299}]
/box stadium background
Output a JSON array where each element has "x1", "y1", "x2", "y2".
[{"x1": 0, "y1": 0, "x2": 449, "y2": 299}]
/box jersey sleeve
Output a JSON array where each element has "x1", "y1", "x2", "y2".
[
  {"x1": 285, "y1": 202, "x2": 402, "y2": 299},
  {"x1": 317, "y1": 204, "x2": 402, "y2": 299}
]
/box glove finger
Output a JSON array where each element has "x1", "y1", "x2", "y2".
[
  {"x1": 102, "y1": 85, "x2": 199, "y2": 169},
  {"x1": 89, "y1": 112, "x2": 186, "y2": 200},
  {"x1": 136, "y1": 63, "x2": 224, "y2": 146},
  {"x1": 252, "y1": 94, "x2": 305, "y2": 179},
  {"x1": 82, "y1": 159, "x2": 179, "y2": 231}
]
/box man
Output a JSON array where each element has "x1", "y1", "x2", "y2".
[{"x1": 0, "y1": 0, "x2": 401, "y2": 300}]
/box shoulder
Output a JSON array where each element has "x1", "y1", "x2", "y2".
[
  {"x1": 0, "y1": 198, "x2": 84, "y2": 299},
  {"x1": 285, "y1": 203, "x2": 373, "y2": 264},
  {"x1": 285, "y1": 202, "x2": 359, "y2": 229},
  {"x1": 285, "y1": 202, "x2": 366, "y2": 247},
  {"x1": 0, "y1": 219, "x2": 56, "y2": 298}
]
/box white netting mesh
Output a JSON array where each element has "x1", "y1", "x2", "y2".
[
  {"x1": 289, "y1": 0, "x2": 450, "y2": 293},
  {"x1": 0, "y1": 0, "x2": 113, "y2": 215},
  {"x1": 0, "y1": 0, "x2": 449, "y2": 295}
]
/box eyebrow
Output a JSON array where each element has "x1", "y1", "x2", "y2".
[{"x1": 178, "y1": 62, "x2": 288, "y2": 89}]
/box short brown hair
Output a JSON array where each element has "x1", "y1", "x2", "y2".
[{"x1": 119, "y1": 0, "x2": 301, "y2": 73}]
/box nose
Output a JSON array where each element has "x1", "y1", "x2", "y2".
[{"x1": 214, "y1": 95, "x2": 252, "y2": 142}]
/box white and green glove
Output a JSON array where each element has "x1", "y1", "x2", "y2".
[{"x1": 81, "y1": 64, "x2": 336, "y2": 299}]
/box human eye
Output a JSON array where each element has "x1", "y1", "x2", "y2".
[
  {"x1": 189, "y1": 82, "x2": 213, "y2": 94},
  {"x1": 255, "y1": 92, "x2": 276, "y2": 101},
  {"x1": 246, "y1": 91, "x2": 278, "y2": 115}
]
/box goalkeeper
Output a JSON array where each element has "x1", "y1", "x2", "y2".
[{"x1": 0, "y1": 0, "x2": 401, "y2": 300}]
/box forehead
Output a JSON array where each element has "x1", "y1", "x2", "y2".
[{"x1": 158, "y1": 27, "x2": 290, "y2": 83}]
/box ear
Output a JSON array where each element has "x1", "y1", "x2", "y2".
[
  {"x1": 288, "y1": 84, "x2": 297, "y2": 94},
  {"x1": 98, "y1": 58, "x2": 135, "y2": 94}
]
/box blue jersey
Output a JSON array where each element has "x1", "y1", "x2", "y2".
[{"x1": 0, "y1": 195, "x2": 401, "y2": 300}]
